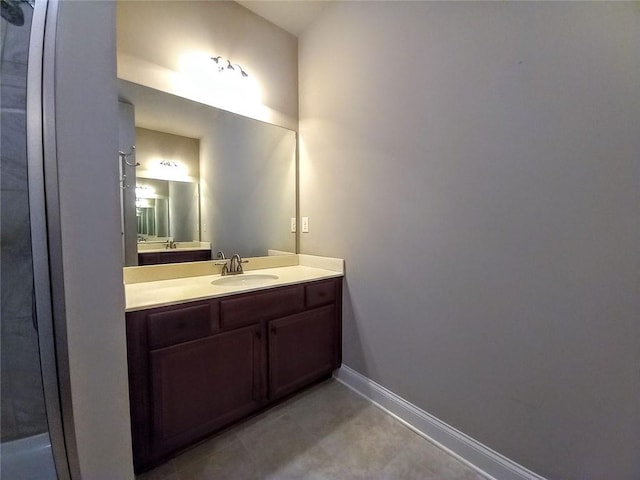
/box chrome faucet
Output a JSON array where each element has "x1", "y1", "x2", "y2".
[
  {"x1": 213, "y1": 251, "x2": 228, "y2": 271},
  {"x1": 221, "y1": 253, "x2": 247, "y2": 276},
  {"x1": 165, "y1": 239, "x2": 176, "y2": 249}
]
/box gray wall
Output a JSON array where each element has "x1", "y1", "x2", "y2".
[
  {"x1": 117, "y1": 0, "x2": 299, "y2": 130},
  {"x1": 55, "y1": 1, "x2": 134, "y2": 478},
  {"x1": 299, "y1": 3, "x2": 640, "y2": 479}
]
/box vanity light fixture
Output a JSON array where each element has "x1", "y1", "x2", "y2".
[
  {"x1": 227, "y1": 62, "x2": 249, "y2": 78},
  {"x1": 210, "y1": 55, "x2": 249, "y2": 77},
  {"x1": 211, "y1": 55, "x2": 223, "y2": 71}
]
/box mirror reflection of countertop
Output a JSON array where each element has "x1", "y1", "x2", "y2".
[
  {"x1": 137, "y1": 241, "x2": 211, "y2": 254},
  {"x1": 124, "y1": 254, "x2": 344, "y2": 312}
]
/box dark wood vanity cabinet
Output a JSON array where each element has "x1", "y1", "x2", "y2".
[
  {"x1": 137, "y1": 249, "x2": 212, "y2": 266},
  {"x1": 126, "y1": 277, "x2": 342, "y2": 472},
  {"x1": 149, "y1": 324, "x2": 266, "y2": 455},
  {"x1": 269, "y1": 305, "x2": 337, "y2": 400}
]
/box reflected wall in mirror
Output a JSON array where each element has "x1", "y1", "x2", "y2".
[
  {"x1": 118, "y1": 79, "x2": 297, "y2": 265},
  {"x1": 135, "y1": 178, "x2": 169, "y2": 240},
  {"x1": 135, "y1": 177, "x2": 199, "y2": 242}
]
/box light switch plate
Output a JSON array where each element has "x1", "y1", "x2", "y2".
[{"x1": 302, "y1": 216, "x2": 309, "y2": 233}]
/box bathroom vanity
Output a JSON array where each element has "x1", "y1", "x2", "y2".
[
  {"x1": 124, "y1": 256, "x2": 343, "y2": 472},
  {"x1": 137, "y1": 249, "x2": 212, "y2": 265},
  {"x1": 136, "y1": 242, "x2": 212, "y2": 266}
]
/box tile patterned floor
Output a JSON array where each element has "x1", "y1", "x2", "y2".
[{"x1": 137, "y1": 379, "x2": 488, "y2": 480}]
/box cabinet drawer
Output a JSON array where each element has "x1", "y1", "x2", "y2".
[
  {"x1": 220, "y1": 286, "x2": 304, "y2": 330},
  {"x1": 305, "y1": 280, "x2": 336, "y2": 308},
  {"x1": 147, "y1": 302, "x2": 217, "y2": 349}
]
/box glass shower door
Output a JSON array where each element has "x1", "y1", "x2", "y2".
[{"x1": 1, "y1": 0, "x2": 61, "y2": 478}]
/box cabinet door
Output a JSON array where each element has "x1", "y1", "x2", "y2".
[
  {"x1": 269, "y1": 305, "x2": 336, "y2": 400},
  {"x1": 149, "y1": 324, "x2": 265, "y2": 455}
]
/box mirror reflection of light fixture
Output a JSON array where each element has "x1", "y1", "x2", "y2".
[
  {"x1": 159, "y1": 159, "x2": 178, "y2": 168},
  {"x1": 210, "y1": 55, "x2": 248, "y2": 77},
  {"x1": 135, "y1": 185, "x2": 154, "y2": 199}
]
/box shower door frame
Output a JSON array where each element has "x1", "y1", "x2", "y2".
[{"x1": 27, "y1": 0, "x2": 78, "y2": 477}]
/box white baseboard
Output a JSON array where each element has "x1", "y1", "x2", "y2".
[{"x1": 334, "y1": 365, "x2": 546, "y2": 480}]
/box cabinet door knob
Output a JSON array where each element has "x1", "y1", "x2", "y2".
[
  {"x1": 270, "y1": 327, "x2": 277, "y2": 336},
  {"x1": 255, "y1": 329, "x2": 262, "y2": 340}
]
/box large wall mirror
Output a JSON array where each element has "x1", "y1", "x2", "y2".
[{"x1": 118, "y1": 79, "x2": 297, "y2": 266}]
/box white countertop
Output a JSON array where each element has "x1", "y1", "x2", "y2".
[
  {"x1": 125, "y1": 262, "x2": 343, "y2": 312},
  {"x1": 137, "y1": 246, "x2": 212, "y2": 253}
]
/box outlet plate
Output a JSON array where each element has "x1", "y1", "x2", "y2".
[{"x1": 302, "y1": 216, "x2": 309, "y2": 233}]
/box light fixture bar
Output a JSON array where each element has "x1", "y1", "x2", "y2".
[{"x1": 210, "y1": 55, "x2": 249, "y2": 77}]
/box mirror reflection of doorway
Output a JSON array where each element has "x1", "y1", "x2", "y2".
[{"x1": 136, "y1": 197, "x2": 168, "y2": 239}]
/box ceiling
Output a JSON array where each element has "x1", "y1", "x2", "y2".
[{"x1": 235, "y1": 1, "x2": 332, "y2": 37}]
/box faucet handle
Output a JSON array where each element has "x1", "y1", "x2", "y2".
[
  {"x1": 237, "y1": 259, "x2": 248, "y2": 273},
  {"x1": 220, "y1": 261, "x2": 230, "y2": 276}
]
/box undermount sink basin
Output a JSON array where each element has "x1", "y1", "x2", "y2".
[{"x1": 211, "y1": 273, "x2": 279, "y2": 287}]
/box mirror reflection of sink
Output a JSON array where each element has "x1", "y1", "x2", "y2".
[{"x1": 211, "y1": 273, "x2": 279, "y2": 287}]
